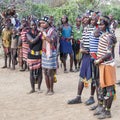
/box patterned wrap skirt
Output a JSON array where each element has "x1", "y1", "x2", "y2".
[
  {"x1": 22, "y1": 42, "x2": 29, "y2": 62},
  {"x1": 27, "y1": 59, "x2": 41, "y2": 70},
  {"x1": 42, "y1": 50, "x2": 57, "y2": 69}
]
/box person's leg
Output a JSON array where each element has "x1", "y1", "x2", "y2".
[
  {"x1": 67, "y1": 78, "x2": 84, "y2": 104},
  {"x1": 75, "y1": 51, "x2": 80, "y2": 70},
  {"x1": 78, "y1": 58, "x2": 81, "y2": 71},
  {"x1": 86, "y1": 61, "x2": 97, "y2": 105},
  {"x1": 8, "y1": 52, "x2": 11, "y2": 68},
  {"x1": 2, "y1": 52, "x2": 7, "y2": 68},
  {"x1": 90, "y1": 80, "x2": 100, "y2": 110},
  {"x1": 73, "y1": 48, "x2": 77, "y2": 71},
  {"x1": 11, "y1": 49, "x2": 13, "y2": 68},
  {"x1": 63, "y1": 60, "x2": 67, "y2": 71},
  {"x1": 2, "y1": 47, "x2": 7, "y2": 68},
  {"x1": 74, "y1": 59, "x2": 77, "y2": 70},
  {"x1": 90, "y1": 65, "x2": 100, "y2": 110},
  {"x1": 20, "y1": 60, "x2": 27, "y2": 71},
  {"x1": 62, "y1": 54, "x2": 67, "y2": 72},
  {"x1": 85, "y1": 81, "x2": 95, "y2": 105},
  {"x1": 18, "y1": 48, "x2": 23, "y2": 70},
  {"x1": 77, "y1": 80, "x2": 84, "y2": 95},
  {"x1": 12, "y1": 49, "x2": 16, "y2": 70},
  {"x1": 53, "y1": 69, "x2": 57, "y2": 83},
  {"x1": 91, "y1": 81, "x2": 96, "y2": 95},
  {"x1": 24, "y1": 61, "x2": 27, "y2": 70},
  {"x1": 48, "y1": 69, "x2": 55, "y2": 95},
  {"x1": 44, "y1": 69, "x2": 50, "y2": 94},
  {"x1": 37, "y1": 68, "x2": 42, "y2": 92},
  {"x1": 98, "y1": 86, "x2": 115, "y2": 119},
  {"x1": 29, "y1": 70, "x2": 35, "y2": 94},
  {"x1": 69, "y1": 53, "x2": 74, "y2": 72},
  {"x1": 94, "y1": 87, "x2": 104, "y2": 115},
  {"x1": 14, "y1": 49, "x2": 18, "y2": 65}
]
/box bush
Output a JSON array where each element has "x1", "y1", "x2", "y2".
[
  {"x1": 101, "y1": 6, "x2": 120, "y2": 21},
  {"x1": 1, "y1": 0, "x2": 120, "y2": 25}
]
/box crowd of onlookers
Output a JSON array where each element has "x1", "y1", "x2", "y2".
[{"x1": 0, "y1": 8, "x2": 119, "y2": 119}]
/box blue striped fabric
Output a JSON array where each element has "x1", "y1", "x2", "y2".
[
  {"x1": 89, "y1": 27, "x2": 99, "y2": 53},
  {"x1": 82, "y1": 26, "x2": 93, "y2": 51},
  {"x1": 42, "y1": 51, "x2": 57, "y2": 69}
]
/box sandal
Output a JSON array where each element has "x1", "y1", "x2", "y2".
[
  {"x1": 69, "y1": 69, "x2": 74, "y2": 72},
  {"x1": 85, "y1": 97, "x2": 95, "y2": 105},
  {"x1": 47, "y1": 91, "x2": 54, "y2": 95},
  {"x1": 64, "y1": 69, "x2": 68, "y2": 73},
  {"x1": 94, "y1": 106, "x2": 103, "y2": 116},
  {"x1": 89, "y1": 105, "x2": 98, "y2": 111},
  {"x1": 67, "y1": 96, "x2": 82, "y2": 104},
  {"x1": 27, "y1": 89, "x2": 35, "y2": 94},
  {"x1": 2, "y1": 66, "x2": 7, "y2": 69}
]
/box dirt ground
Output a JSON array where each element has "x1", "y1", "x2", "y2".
[{"x1": 0, "y1": 29, "x2": 120, "y2": 120}]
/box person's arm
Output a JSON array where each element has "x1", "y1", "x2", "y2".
[
  {"x1": 26, "y1": 32, "x2": 41, "y2": 44},
  {"x1": 18, "y1": 36, "x2": 22, "y2": 47},
  {"x1": 113, "y1": 20, "x2": 118, "y2": 30},
  {"x1": 109, "y1": 34, "x2": 117, "y2": 45},
  {"x1": 42, "y1": 30, "x2": 57, "y2": 44},
  {"x1": 80, "y1": 48, "x2": 89, "y2": 54},
  {"x1": 95, "y1": 35, "x2": 113, "y2": 65},
  {"x1": 16, "y1": 35, "x2": 19, "y2": 47},
  {"x1": 94, "y1": 28, "x2": 101, "y2": 37},
  {"x1": 70, "y1": 25, "x2": 73, "y2": 40},
  {"x1": 1, "y1": 29, "x2": 4, "y2": 40},
  {"x1": 80, "y1": 32, "x2": 89, "y2": 54},
  {"x1": 10, "y1": 30, "x2": 12, "y2": 43}
]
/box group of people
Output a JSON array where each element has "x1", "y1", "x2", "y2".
[
  {"x1": 0, "y1": 9, "x2": 118, "y2": 119},
  {"x1": 67, "y1": 11, "x2": 118, "y2": 120},
  {"x1": 1, "y1": 14, "x2": 59, "y2": 95}
]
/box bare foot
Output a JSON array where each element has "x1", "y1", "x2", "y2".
[
  {"x1": 37, "y1": 89, "x2": 43, "y2": 93},
  {"x1": 47, "y1": 91, "x2": 54, "y2": 95},
  {"x1": 45, "y1": 89, "x2": 50, "y2": 95},
  {"x1": 27, "y1": 90, "x2": 35, "y2": 94},
  {"x1": 2, "y1": 66, "x2": 7, "y2": 69}
]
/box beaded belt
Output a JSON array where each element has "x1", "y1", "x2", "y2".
[{"x1": 30, "y1": 50, "x2": 42, "y2": 55}]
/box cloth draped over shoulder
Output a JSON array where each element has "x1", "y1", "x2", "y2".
[
  {"x1": 20, "y1": 29, "x2": 29, "y2": 62},
  {"x1": 42, "y1": 27, "x2": 57, "y2": 69}
]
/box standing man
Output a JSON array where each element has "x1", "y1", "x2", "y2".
[
  {"x1": 27, "y1": 21, "x2": 42, "y2": 94},
  {"x1": 59, "y1": 15, "x2": 73, "y2": 73},
  {"x1": 72, "y1": 17, "x2": 83, "y2": 72},
  {"x1": 41, "y1": 16, "x2": 58, "y2": 95},
  {"x1": 94, "y1": 17, "x2": 116, "y2": 119},
  {"x1": 85, "y1": 14, "x2": 100, "y2": 105},
  {"x1": 67, "y1": 13, "x2": 92, "y2": 104}
]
